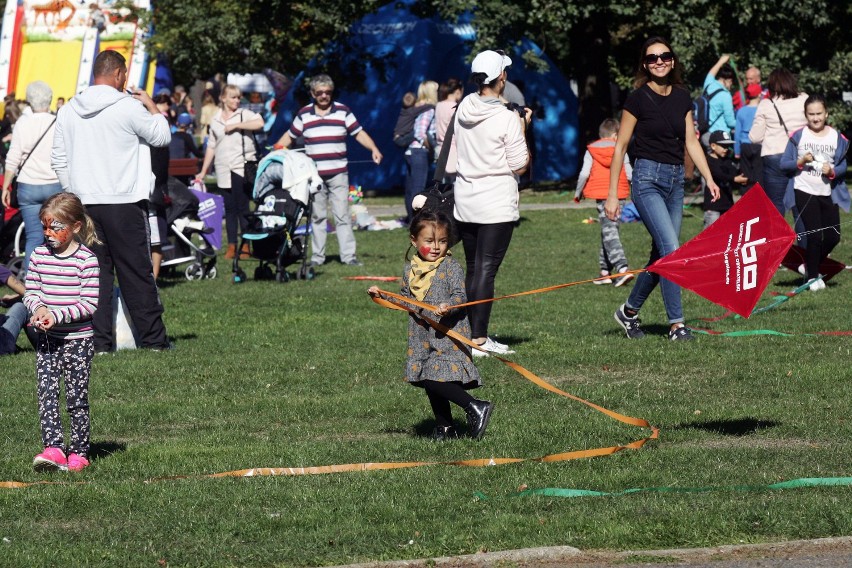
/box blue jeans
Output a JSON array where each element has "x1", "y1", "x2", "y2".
[
  {"x1": 0, "y1": 302, "x2": 28, "y2": 355},
  {"x1": 17, "y1": 181, "x2": 63, "y2": 273},
  {"x1": 763, "y1": 153, "x2": 807, "y2": 245},
  {"x1": 404, "y1": 148, "x2": 430, "y2": 222},
  {"x1": 625, "y1": 159, "x2": 685, "y2": 325}
]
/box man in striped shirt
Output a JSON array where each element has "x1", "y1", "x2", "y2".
[{"x1": 274, "y1": 74, "x2": 382, "y2": 266}]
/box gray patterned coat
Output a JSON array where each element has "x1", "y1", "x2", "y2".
[{"x1": 401, "y1": 256, "x2": 481, "y2": 387}]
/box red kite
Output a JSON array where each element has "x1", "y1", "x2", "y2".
[{"x1": 648, "y1": 186, "x2": 797, "y2": 318}]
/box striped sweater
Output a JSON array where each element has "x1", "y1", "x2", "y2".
[
  {"x1": 287, "y1": 102, "x2": 363, "y2": 178},
  {"x1": 24, "y1": 244, "x2": 100, "y2": 340}
]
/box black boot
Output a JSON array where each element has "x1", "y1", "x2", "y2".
[
  {"x1": 465, "y1": 399, "x2": 494, "y2": 439},
  {"x1": 431, "y1": 425, "x2": 458, "y2": 441}
]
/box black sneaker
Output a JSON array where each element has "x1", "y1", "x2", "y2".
[
  {"x1": 614, "y1": 304, "x2": 644, "y2": 339},
  {"x1": 669, "y1": 326, "x2": 695, "y2": 341}
]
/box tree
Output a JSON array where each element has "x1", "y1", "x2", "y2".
[
  {"x1": 149, "y1": 0, "x2": 851, "y2": 132},
  {"x1": 149, "y1": 0, "x2": 380, "y2": 81}
]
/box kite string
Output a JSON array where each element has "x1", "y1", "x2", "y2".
[{"x1": 795, "y1": 218, "x2": 851, "y2": 239}]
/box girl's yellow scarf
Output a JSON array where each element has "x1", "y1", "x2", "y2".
[{"x1": 408, "y1": 254, "x2": 448, "y2": 301}]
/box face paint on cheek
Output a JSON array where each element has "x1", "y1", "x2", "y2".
[
  {"x1": 419, "y1": 246, "x2": 432, "y2": 257},
  {"x1": 43, "y1": 218, "x2": 72, "y2": 249}
]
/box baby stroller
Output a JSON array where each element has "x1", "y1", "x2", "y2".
[
  {"x1": 1, "y1": 205, "x2": 26, "y2": 275},
  {"x1": 232, "y1": 149, "x2": 321, "y2": 284},
  {"x1": 160, "y1": 177, "x2": 219, "y2": 280}
]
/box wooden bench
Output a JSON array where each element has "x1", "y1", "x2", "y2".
[{"x1": 168, "y1": 158, "x2": 200, "y2": 177}]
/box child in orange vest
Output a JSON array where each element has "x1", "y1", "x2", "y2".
[{"x1": 575, "y1": 118, "x2": 634, "y2": 286}]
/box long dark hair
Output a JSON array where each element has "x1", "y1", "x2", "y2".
[{"x1": 633, "y1": 36, "x2": 685, "y2": 89}]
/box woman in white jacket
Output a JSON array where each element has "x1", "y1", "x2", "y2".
[
  {"x1": 1, "y1": 81, "x2": 61, "y2": 274},
  {"x1": 453, "y1": 50, "x2": 531, "y2": 355}
]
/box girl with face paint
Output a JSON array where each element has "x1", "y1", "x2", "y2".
[
  {"x1": 23, "y1": 193, "x2": 101, "y2": 473},
  {"x1": 368, "y1": 210, "x2": 494, "y2": 441}
]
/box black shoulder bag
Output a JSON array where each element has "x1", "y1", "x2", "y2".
[
  {"x1": 7, "y1": 117, "x2": 56, "y2": 208},
  {"x1": 417, "y1": 108, "x2": 457, "y2": 220}
]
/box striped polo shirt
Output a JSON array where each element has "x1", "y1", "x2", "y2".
[
  {"x1": 24, "y1": 244, "x2": 100, "y2": 340},
  {"x1": 288, "y1": 102, "x2": 363, "y2": 178}
]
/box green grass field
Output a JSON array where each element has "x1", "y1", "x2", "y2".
[{"x1": 1, "y1": 195, "x2": 850, "y2": 567}]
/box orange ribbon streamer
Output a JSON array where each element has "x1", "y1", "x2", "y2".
[
  {"x1": 171, "y1": 282, "x2": 658, "y2": 480},
  {"x1": 3, "y1": 275, "x2": 657, "y2": 487}
]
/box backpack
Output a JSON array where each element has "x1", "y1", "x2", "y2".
[
  {"x1": 392, "y1": 104, "x2": 433, "y2": 148},
  {"x1": 693, "y1": 87, "x2": 722, "y2": 134}
]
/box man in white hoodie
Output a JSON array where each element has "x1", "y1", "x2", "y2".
[{"x1": 51, "y1": 50, "x2": 172, "y2": 352}]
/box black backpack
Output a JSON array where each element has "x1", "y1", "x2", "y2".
[
  {"x1": 392, "y1": 104, "x2": 433, "y2": 148},
  {"x1": 693, "y1": 87, "x2": 722, "y2": 134}
]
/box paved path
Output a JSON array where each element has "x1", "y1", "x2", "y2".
[{"x1": 330, "y1": 536, "x2": 852, "y2": 568}]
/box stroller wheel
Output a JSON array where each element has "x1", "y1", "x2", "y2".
[
  {"x1": 204, "y1": 266, "x2": 218, "y2": 279},
  {"x1": 297, "y1": 264, "x2": 315, "y2": 281},
  {"x1": 233, "y1": 268, "x2": 247, "y2": 284},
  {"x1": 275, "y1": 271, "x2": 290, "y2": 283},
  {"x1": 5, "y1": 256, "x2": 24, "y2": 278},
  {"x1": 185, "y1": 262, "x2": 204, "y2": 281}
]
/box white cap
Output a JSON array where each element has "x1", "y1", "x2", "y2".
[{"x1": 471, "y1": 50, "x2": 512, "y2": 83}]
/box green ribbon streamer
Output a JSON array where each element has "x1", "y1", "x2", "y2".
[
  {"x1": 691, "y1": 329, "x2": 813, "y2": 337},
  {"x1": 475, "y1": 477, "x2": 852, "y2": 500}
]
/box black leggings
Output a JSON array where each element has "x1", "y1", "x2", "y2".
[
  {"x1": 794, "y1": 190, "x2": 841, "y2": 279},
  {"x1": 421, "y1": 381, "x2": 475, "y2": 427},
  {"x1": 457, "y1": 221, "x2": 515, "y2": 338},
  {"x1": 220, "y1": 171, "x2": 252, "y2": 244}
]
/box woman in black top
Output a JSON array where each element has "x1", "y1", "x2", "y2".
[{"x1": 605, "y1": 36, "x2": 719, "y2": 341}]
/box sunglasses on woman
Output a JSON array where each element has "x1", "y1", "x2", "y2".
[{"x1": 644, "y1": 51, "x2": 674, "y2": 65}]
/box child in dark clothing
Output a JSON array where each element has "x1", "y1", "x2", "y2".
[
  {"x1": 392, "y1": 91, "x2": 432, "y2": 148},
  {"x1": 169, "y1": 113, "x2": 204, "y2": 160},
  {"x1": 704, "y1": 130, "x2": 747, "y2": 227},
  {"x1": 368, "y1": 210, "x2": 493, "y2": 440}
]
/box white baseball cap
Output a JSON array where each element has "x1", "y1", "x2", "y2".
[{"x1": 471, "y1": 50, "x2": 512, "y2": 83}]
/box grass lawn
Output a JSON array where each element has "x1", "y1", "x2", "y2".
[{"x1": 1, "y1": 194, "x2": 850, "y2": 567}]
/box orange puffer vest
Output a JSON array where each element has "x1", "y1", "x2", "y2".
[{"x1": 583, "y1": 140, "x2": 630, "y2": 200}]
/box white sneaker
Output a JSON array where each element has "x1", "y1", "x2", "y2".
[
  {"x1": 471, "y1": 337, "x2": 515, "y2": 357},
  {"x1": 594, "y1": 270, "x2": 612, "y2": 285},
  {"x1": 797, "y1": 263, "x2": 806, "y2": 276},
  {"x1": 808, "y1": 277, "x2": 826, "y2": 291}
]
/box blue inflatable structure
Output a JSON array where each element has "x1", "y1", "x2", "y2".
[{"x1": 268, "y1": 0, "x2": 579, "y2": 192}]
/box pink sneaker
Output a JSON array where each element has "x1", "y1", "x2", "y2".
[
  {"x1": 66, "y1": 453, "x2": 90, "y2": 472},
  {"x1": 33, "y1": 447, "x2": 67, "y2": 472}
]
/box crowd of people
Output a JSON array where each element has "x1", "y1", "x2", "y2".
[{"x1": 0, "y1": 39, "x2": 847, "y2": 461}]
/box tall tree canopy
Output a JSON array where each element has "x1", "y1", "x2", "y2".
[{"x1": 151, "y1": 0, "x2": 851, "y2": 131}]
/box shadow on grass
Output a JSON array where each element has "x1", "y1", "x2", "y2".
[
  {"x1": 407, "y1": 418, "x2": 469, "y2": 439},
  {"x1": 168, "y1": 333, "x2": 198, "y2": 344},
  {"x1": 672, "y1": 417, "x2": 780, "y2": 436},
  {"x1": 90, "y1": 441, "x2": 127, "y2": 462}
]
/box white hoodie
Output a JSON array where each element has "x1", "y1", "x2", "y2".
[
  {"x1": 51, "y1": 85, "x2": 171, "y2": 205},
  {"x1": 453, "y1": 93, "x2": 528, "y2": 224}
]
